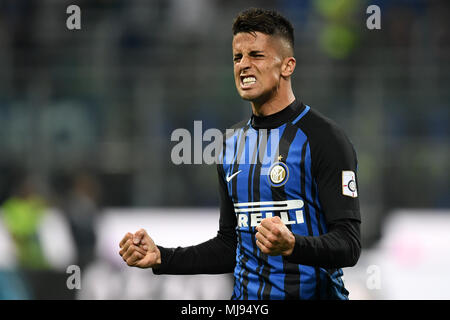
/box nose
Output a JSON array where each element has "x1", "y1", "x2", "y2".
[{"x1": 239, "y1": 55, "x2": 251, "y2": 71}]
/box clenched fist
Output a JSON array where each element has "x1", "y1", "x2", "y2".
[
  {"x1": 119, "y1": 228, "x2": 161, "y2": 268},
  {"x1": 255, "y1": 216, "x2": 295, "y2": 256}
]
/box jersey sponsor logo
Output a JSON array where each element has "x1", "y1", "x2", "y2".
[
  {"x1": 268, "y1": 161, "x2": 289, "y2": 187},
  {"x1": 226, "y1": 170, "x2": 242, "y2": 182},
  {"x1": 342, "y1": 170, "x2": 358, "y2": 198},
  {"x1": 234, "y1": 200, "x2": 304, "y2": 227}
]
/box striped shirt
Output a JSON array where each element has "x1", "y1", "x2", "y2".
[{"x1": 155, "y1": 99, "x2": 361, "y2": 300}]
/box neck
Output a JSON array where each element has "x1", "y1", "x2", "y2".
[{"x1": 250, "y1": 86, "x2": 296, "y2": 117}]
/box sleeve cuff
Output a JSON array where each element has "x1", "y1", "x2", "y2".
[
  {"x1": 151, "y1": 246, "x2": 173, "y2": 275},
  {"x1": 284, "y1": 234, "x2": 304, "y2": 264}
]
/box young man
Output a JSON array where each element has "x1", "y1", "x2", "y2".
[{"x1": 119, "y1": 8, "x2": 361, "y2": 300}]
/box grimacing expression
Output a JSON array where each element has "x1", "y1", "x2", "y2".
[{"x1": 232, "y1": 32, "x2": 288, "y2": 103}]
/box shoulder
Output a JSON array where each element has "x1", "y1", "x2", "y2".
[
  {"x1": 294, "y1": 106, "x2": 357, "y2": 167},
  {"x1": 230, "y1": 118, "x2": 250, "y2": 130},
  {"x1": 222, "y1": 118, "x2": 250, "y2": 140},
  {"x1": 216, "y1": 118, "x2": 250, "y2": 167},
  {"x1": 295, "y1": 107, "x2": 350, "y2": 144}
]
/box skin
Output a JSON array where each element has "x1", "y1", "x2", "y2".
[
  {"x1": 255, "y1": 216, "x2": 295, "y2": 256},
  {"x1": 232, "y1": 31, "x2": 296, "y2": 116},
  {"x1": 119, "y1": 229, "x2": 161, "y2": 268},
  {"x1": 119, "y1": 31, "x2": 298, "y2": 268}
]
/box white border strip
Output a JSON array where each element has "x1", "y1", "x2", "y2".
[{"x1": 233, "y1": 199, "x2": 304, "y2": 213}]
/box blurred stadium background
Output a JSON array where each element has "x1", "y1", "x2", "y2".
[{"x1": 0, "y1": 0, "x2": 448, "y2": 299}]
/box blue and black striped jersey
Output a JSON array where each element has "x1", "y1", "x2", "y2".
[
  {"x1": 218, "y1": 100, "x2": 360, "y2": 300},
  {"x1": 155, "y1": 100, "x2": 361, "y2": 300}
]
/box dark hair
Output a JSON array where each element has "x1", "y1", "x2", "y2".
[{"x1": 232, "y1": 8, "x2": 294, "y2": 50}]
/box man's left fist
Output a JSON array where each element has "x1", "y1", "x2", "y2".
[{"x1": 255, "y1": 216, "x2": 295, "y2": 256}]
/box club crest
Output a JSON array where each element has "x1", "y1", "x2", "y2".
[{"x1": 268, "y1": 161, "x2": 289, "y2": 187}]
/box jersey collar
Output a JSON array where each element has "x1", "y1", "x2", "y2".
[{"x1": 251, "y1": 99, "x2": 305, "y2": 129}]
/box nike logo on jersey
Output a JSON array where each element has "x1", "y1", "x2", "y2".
[{"x1": 226, "y1": 170, "x2": 242, "y2": 182}]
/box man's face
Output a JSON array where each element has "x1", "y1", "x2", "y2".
[{"x1": 232, "y1": 32, "x2": 285, "y2": 103}]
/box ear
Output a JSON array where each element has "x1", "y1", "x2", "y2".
[{"x1": 281, "y1": 57, "x2": 296, "y2": 78}]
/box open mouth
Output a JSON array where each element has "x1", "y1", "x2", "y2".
[{"x1": 240, "y1": 75, "x2": 256, "y2": 88}]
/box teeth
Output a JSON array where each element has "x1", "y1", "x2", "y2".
[{"x1": 242, "y1": 77, "x2": 256, "y2": 84}]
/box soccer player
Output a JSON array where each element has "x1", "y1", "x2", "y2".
[{"x1": 119, "y1": 8, "x2": 361, "y2": 300}]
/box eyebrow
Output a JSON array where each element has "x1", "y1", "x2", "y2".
[{"x1": 233, "y1": 50, "x2": 264, "y2": 57}]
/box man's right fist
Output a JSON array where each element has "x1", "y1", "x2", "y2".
[{"x1": 119, "y1": 228, "x2": 161, "y2": 268}]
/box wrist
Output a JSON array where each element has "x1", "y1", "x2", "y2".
[
  {"x1": 152, "y1": 247, "x2": 162, "y2": 269},
  {"x1": 156, "y1": 247, "x2": 162, "y2": 265},
  {"x1": 281, "y1": 232, "x2": 296, "y2": 256}
]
